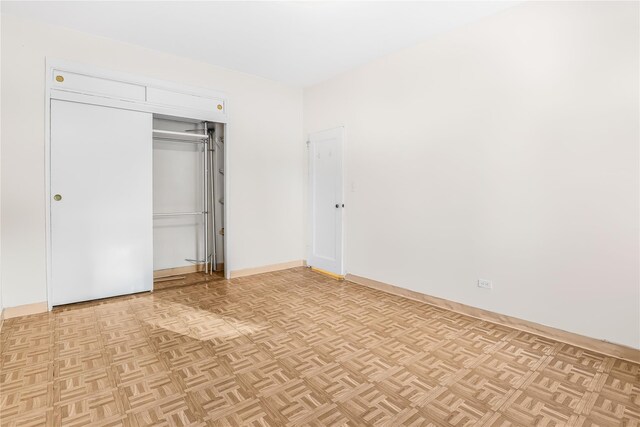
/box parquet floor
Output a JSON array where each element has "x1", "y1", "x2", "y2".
[{"x1": 1, "y1": 267, "x2": 638, "y2": 426}]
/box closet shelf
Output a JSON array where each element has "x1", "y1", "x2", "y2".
[{"x1": 153, "y1": 129, "x2": 208, "y2": 142}]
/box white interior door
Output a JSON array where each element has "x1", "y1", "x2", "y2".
[
  {"x1": 308, "y1": 127, "x2": 344, "y2": 275},
  {"x1": 50, "y1": 100, "x2": 153, "y2": 306}
]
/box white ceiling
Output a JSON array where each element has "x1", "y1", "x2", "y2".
[{"x1": 1, "y1": 1, "x2": 517, "y2": 87}]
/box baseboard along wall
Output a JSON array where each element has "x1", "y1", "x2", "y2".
[
  {"x1": 3, "y1": 301, "x2": 49, "y2": 319},
  {"x1": 229, "y1": 260, "x2": 306, "y2": 278},
  {"x1": 345, "y1": 273, "x2": 640, "y2": 363}
]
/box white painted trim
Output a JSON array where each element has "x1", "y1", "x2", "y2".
[
  {"x1": 45, "y1": 59, "x2": 53, "y2": 311},
  {"x1": 50, "y1": 90, "x2": 225, "y2": 123},
  {"x1": 340, "y1": 126, "x2": 347, "y2": 277},
  {"x1": 47, "y1": 58, "x2": 228, "y2": 119},
  {"x1": 223, "y1": 122, "x2": 231, "y2": 280}
]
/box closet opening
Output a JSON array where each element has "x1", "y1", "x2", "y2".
[{"x1": 151, "y1": 115, "x2": 225, "y2": 287}]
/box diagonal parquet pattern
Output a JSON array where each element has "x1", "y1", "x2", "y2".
[{"x1": 1, "y1": 267, "x2": 639, "y2": 426}]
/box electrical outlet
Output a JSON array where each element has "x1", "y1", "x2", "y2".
[{"x1": 477, "y1": 279, "x2": 492, "y2": 290}]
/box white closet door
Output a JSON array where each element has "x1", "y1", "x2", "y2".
[
  {"x1": 307, "y1": 127, "x2": 345, "y2": 276},
  {"x1": 50, "y1": 100, "x2": 152, "y2": 306}
]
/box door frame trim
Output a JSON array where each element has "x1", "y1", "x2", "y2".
[{"x1": 306, "y1": 126, "x2": 346, "y2": 276}]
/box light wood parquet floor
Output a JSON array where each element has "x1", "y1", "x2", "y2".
[{"x1": 1, "y1": 267, "x2": 639, "y2": 426}]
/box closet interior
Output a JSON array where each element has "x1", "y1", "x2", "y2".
[{"x1": 152, "y1": 116, "x2": 225, "y2": 279}]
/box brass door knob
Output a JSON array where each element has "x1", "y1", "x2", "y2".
[{"x1": 53, "y1": 194, "x2": 62, "y2": 201}]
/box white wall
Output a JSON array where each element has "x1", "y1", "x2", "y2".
[
  {"x1": 1, "y1": 14, "x2": 305, "y2": 308},
  {"x1": 304, "y1": 2, "x2": 640, "y2": 348}
]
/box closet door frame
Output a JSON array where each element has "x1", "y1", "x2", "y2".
[{"x1": 44, "y1": 58, "x2": 231, "y2": 310}]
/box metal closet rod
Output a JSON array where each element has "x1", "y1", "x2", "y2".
[
  {"x1": 153, "y1": 212, "x2": 205, "y2": 217},
  {"x1": 152, "y1": 129, "x2": 208, "y2": 139},
  {"x1": 153, "y1": 138, "x2": 204, "y2": 145},
  {"x1": 203, "y1": 122, "x2": 209, "y2": 275}
]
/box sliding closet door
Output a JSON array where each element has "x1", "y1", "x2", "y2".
[{"x1": 50, "y1": 100, "x2": 153, "y2": 306}]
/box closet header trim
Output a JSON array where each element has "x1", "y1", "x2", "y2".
[{"x1": 46, "y1": 58, "x2": 229, "y2": 123}]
